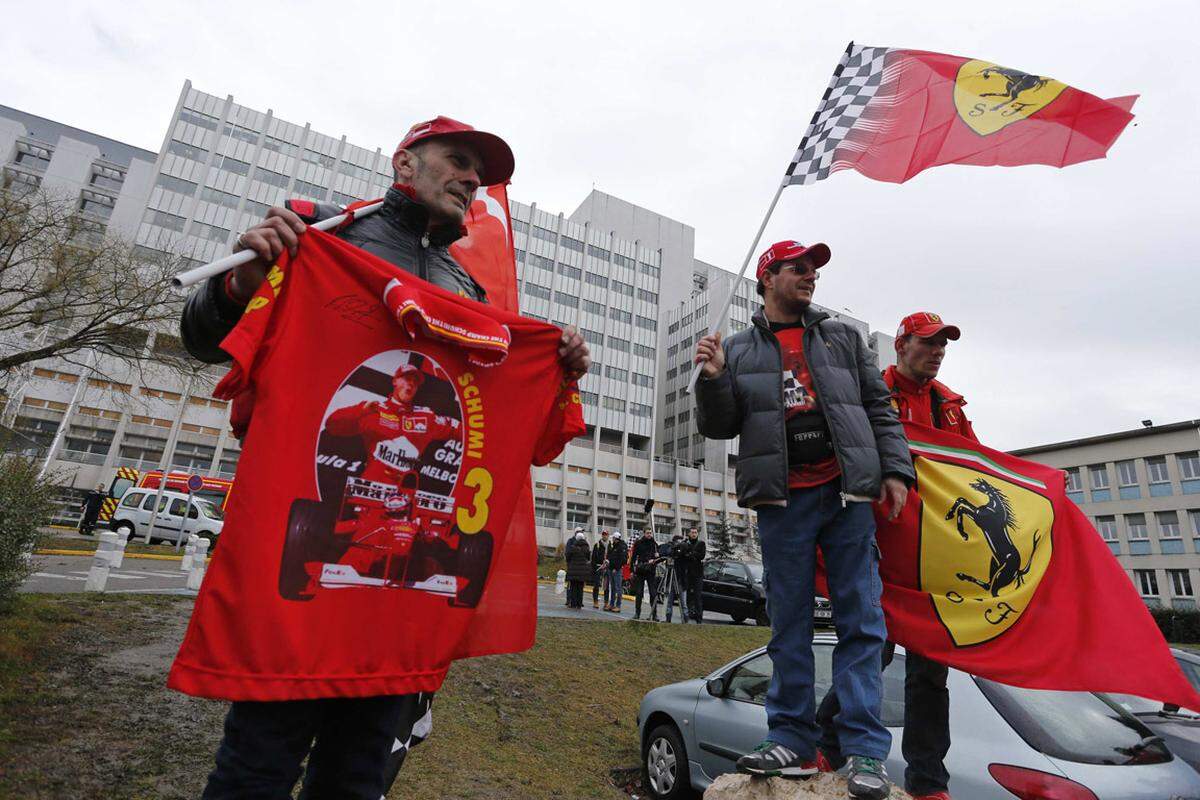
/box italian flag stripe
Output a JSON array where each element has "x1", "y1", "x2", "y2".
[{"x1": 909, "y1": 440, "x2": 1047, "y2": 490}]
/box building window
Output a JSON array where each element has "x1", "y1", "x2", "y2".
[
  {"x1": 633, "y1": 344, "x2": 654, "y2": 359},
  {"x1": 635, "y1": 316, "x2": 657, "y2": 332},
  {"x1": 294, "y1": 179, "x2": 326, "y2": 199},
  {"x1": 612, "y1": 280, "x2": 634, "y2": 297},
  {"x1": 559, "y1": 264, "x2": 582, "y2": 281},
  {"x1": 582, "y1": 299, "x2": 604, "y2": 316},
  {"x1": 665, "y1": 391, "x2": 676, "y2": 404},
  {"x1": 15, "y1": 145, "x2": 52, "y2": 170},
  {"x1": 1158, "y1": 511, "x2": 1182, "y2": 539},
  {"x1": 511, "y1": 219, "x2": 529, "y2": 234},
  {"x1": 1126, "y1": 513, "x2": 1148, "y2": 540},
  {"x1": 601, "y1": 396, "x2": 623, "y2": 411},
  {"x1": 222, "y1": 124, "x2": 259, "y2": 145},
  {"x1": 631, "y1": 373, "x2": 654, "y2": 389},
  {"x1": 1169, "y1": 570, "x2": 1194, "y2": 599},
  {"x1": 90, "y1": 168, "x2": 125, "y2": 191},
  {"x1": 200, "y1": 186, "x2": 240, "y2": 209},
  {"x1": 172, "y1": 441, "x2": 216, "y2": 471},
  {"x1": 301, "y1": 150, "x2": 336, "y2": 168},
  {"x1": 585, "y1": 272, "x2": 608, "y2": 289},
  {"x1": 155, "y1": 173, "x2": 197, "y2": 196},
  {"x1": 637, "y1": 289, "x2": 658, "y2": 304},
  {"x1": 179, "y1": 108, "x2": 219, "y2": 130},
  {"x1": 678, "y1": 409, "x2": 691, "y2": 423},
  {"x1": 191, "y1": 221, "x2": 230, "y2": 243},
  {"x1": 609, "y1": 308, "x2": 632, "y2": 324},
  {"x1": 1095, "y1": 515, "x2": 1118, "y2": 541},
  {"x1": 531, "y1": 226, "x2": 556, "y2": 244},
  {"x1": 214, "y1": 155, "x2": 251, "y2": 176},
  {"x1": 630, "y1": 403, "x2": 652, "y2": 418},
  {"x1": 554, "y1": 291, "x2": 579, "y2": 308},
  {"x1": 579, "y1": 391, "x2": 598, "y2": 406},
  {"x1": 561, "y1": 236, "x2": 584, "y2": 253},
  {"x1": 255, "y1": 168, "x2": 290, "y2": 189},
  {"x1": 1180, "y1": 452, "x2": 1200, "y2": 480},
  {"x1": 587, "y1": 244, "x2": 609, "y2": 260},
  {"x1": 1147, "y1": 456, "x2": 1170, "y2": 484},
  {"x1": 1064, "y1": 468, "x2": 1082, "y2": 493},
  {"x1": 167, "y1": 139, "x2": 206, "y2": 162},
  {"x1": 526, "y1": 283, "x2": 551, "y2": 301},
  {"x1": 149, "y1": 210, "x2": 186, "y2": 232},
  {"x1": 1134, "y1": 569, "x2": 1159, "y2": 598},
  {"x1": 604, "y1": 365, "x2": 628, "y2": 381},
  {"x1": 606, "y1": 337, "x2": 630, "y2": 353},
  {"x1": 1116, "y1": 460, "x2": 1138, "y2": 486},
  {"x1": 1189, "y1": 509, "x2": 1200, "y2": 537},
  {"x1": 1088, "y1": 464, "x2": 1110, "y2": 499},
  {"x1": 262, "y1": 136, "x2": 298, "y2": 156}
]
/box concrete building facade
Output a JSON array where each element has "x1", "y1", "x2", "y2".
[{"x1": 1012, "y1": 420, "x2": 1200, "y2": 609}]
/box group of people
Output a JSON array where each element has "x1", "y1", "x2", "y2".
[
  {"x1": 562, "y1": 527, "x2": 708, "y2": 622},
  {"x1": 173, "y1": 108, "x2": 970, "y2": 800},
  {"x1": 694, "y1": 240, "x2": 975, "y2": 800}
]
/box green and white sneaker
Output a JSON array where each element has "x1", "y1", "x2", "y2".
[
  {"x1": 846, "y1": 755, "x2": 890, "y2": 799},
  {"x1": 735, "y1": 740, "x2": 818, "y2": 778}
]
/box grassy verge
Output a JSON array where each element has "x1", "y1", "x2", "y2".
[
  {"x1": 35, "y1": 533, "x2": 182, "y2": 557},
  {"x1": 0, "y1": 593, "x2": 769, "y2": 799}
]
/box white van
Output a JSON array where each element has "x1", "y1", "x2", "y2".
[{"x1": 109, "y1": 488, "x2": 225, "y2": 545}]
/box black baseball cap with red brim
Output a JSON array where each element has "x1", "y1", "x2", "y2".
[{"x1": 394, "y1": 116, "x2": 514, "y2": 186}]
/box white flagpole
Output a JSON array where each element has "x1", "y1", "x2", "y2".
[
  {"x1": 171, "y1": 200, "x2": 385, "y2": 289},
  {"x1": 684, "y1": 41, "x2": 856, "y2": 397}
]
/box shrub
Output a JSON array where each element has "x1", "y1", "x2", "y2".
[
  {"x1": 1149, "y1": 606, "x2": 1200, "y2": 644},
  {"x1": 0, "y1": 457, "x2": 56, "y2": 610}
]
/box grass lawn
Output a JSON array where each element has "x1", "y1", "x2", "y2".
[{"x1": 0, "y1": 593, "x2": 770, "y2": 799}]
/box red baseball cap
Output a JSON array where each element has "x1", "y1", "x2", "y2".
[
  {"x1": 394, "y1": 116, "x2": 515, "y2": 186},
  {"x1": 896, "y1": 312, "x2": 961, "y2": 341},
  {"x1": 755, "y1": 240, "x2": 832, "y2": 282},
  {"x1": 393, "y1": 364, "x2": 426, "y2": 385}
]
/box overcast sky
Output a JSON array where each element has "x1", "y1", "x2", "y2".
[{"x1": 3, "y1": 0, "x2": 1196, "y2": 450}]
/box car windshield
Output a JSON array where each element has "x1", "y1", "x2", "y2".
[
  {"x1": 745, "y1": 563, "x2": 763, "y2": 582},
  {"x1": 976, "y1": 678, "x2": 1171, "y2": 765},
  {"x1": 1110, "y1": 652, "x2": 1200, "y2": 716},
  {"x1": 194, "y1": 499, "x2": 224, "y2": 521}
]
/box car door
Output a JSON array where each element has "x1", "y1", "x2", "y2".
[
  {"x1": 692, "y1": 643, "x2": 839, "y2": 782},
  {"x1": 720, "y1": 562, "x2": 757, "y2": 618},
  {"x1": 153, "y1": 497, "x2": 187, "y2": 544},
  {"x1": 702, "y1": 560, "x2": 725, "y2": 613},
  {"x1": 135, "y1": 492, "x2": 158, "y2": 537}
]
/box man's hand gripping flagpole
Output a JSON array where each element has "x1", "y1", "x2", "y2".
[
  {"x1": 685, "y1": 41, "x2": 856, "y2": 396},
  {"x1": 171, "y1": 200, "x2": 385, "y2": 289}
]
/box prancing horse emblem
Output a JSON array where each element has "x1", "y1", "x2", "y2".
[{"x1": 945, "y1": 478, "x2": 1042, "y2": 597}]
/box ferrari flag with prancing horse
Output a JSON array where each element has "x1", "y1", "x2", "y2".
[
  {"x1": 873, "y1": 423, "x2": 1200, "y2": 710},
  {"x1": 786, "y1": 43, "x2": 1137, "y2": 185}
]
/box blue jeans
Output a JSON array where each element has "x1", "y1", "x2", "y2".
[
  {"x1": 757, "y1": 481, "x2": 890, "y2": 760},
  {"x1": 605, "y1": 568, "x2": 624, "y2": 608}
]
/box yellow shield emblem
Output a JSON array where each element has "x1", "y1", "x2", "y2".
[
  {"x1": 953, "y1": 59, "x2": 1067, "y2": 136},
  {"x1": 917, "y1": 458, "x2": 1053, "y2": 646}
]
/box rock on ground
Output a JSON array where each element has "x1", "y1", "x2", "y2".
[{"x1": 704, "y1": 772, "x2": 912, "y2": 800}]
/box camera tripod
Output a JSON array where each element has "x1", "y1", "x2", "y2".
[{"x1": 651, "y1": 560, "x2": 690, "y2": 623}]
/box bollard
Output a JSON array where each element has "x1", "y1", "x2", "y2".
[
  {"x1": 555, "y1": 568, "x2": 566, "y2": 595},
  {"x1": 186, "y1": 537, "x2": 210, "y2": 591},
  {"x1": 180, "y1": 534, "x2": 198, "y2": 572},
  {"x1": 85, "y1": 532, "x2": 118, "y2": 592},
  {"x1": 110, "y1": 529, "x2": 127, "y2": 569}
]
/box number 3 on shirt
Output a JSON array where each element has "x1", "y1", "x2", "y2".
[{"x1": 456, "y1": 467, "x2": 493, "y2": 534}]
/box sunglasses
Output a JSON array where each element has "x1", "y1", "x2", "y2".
[{"x1": 777, "y1": 262, "x2": 818, "y2": 277}]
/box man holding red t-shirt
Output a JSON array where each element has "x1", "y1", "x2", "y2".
[{"x1": 695, "y1": 240, "x2": 913, "y2": 799}]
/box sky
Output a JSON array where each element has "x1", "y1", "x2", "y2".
[{"x1": 2, "y1": 0, "x2": 1196, "y2": 450}]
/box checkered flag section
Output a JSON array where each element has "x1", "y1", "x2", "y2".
[
  {"x1": 784, "y1": 43, "x2": 896, "y2": 186},
  {"x1": 379, "y1": 691, "x2": 434, "y2": 798}
]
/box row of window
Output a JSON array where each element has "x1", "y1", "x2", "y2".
[
  {"x1": 1065, "y1": 453, "x2": 1200, "y2": 502},
  {"x1": 1134, "y1": 568, "x2": 1195, "y2": 600},
  {"x1": 1095, "y1": 510, "x2": 1200, "y2": 542}
]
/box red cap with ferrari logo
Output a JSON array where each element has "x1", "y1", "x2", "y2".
[
  {"x1": 755, "y1": 240, "x2": 832, "y2": 282},
  {"x1": 896, "y1": 312, "x2": 961, "y2": 342},
  {"x1": 394, "y1": 116, "x2": 515, "y2": 187}
]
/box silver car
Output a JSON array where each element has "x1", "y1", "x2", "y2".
[{"x1": 637, "y1": 633, "x2": 1200, "y2": 799}]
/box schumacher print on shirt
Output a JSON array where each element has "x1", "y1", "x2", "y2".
[{"x1": 167, "y1": 229, "x2": 584, "y2": 702}]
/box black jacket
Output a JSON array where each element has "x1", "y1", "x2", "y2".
[
  {"x1": 591, "y1": 540, "x2": 610, "y2": 570},
  {"x1": 682, "y1": 538, "x2": 706, "y2": 579},
  {"x1": 606, "y1": 539, "x2": 628, "y2": 571},
  {"x1": 630, "y1": 536, "x2": 660, "y2": 575},
  {"x1": 564, "y1": 538, "x2": 593, "y2": 582},
  {"x1": 695, "y1": 307, "x2": 914, "y2": 506},
  {"x1": 180, "y1": 187, "x2": 489, "y2": 363}
]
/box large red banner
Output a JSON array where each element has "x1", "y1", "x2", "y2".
[{"x1": 875, "y1": 423, "x2": 1200, "y2": 710}]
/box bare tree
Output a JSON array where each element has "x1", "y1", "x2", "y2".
[{"x1": 0, "y1": 186, "x2": 195, "y2": 386}]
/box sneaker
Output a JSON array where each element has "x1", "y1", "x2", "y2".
[
  {"x1": 735, "y1": 741, "x2": 817, "y2": 778},
  {"x1": 815, "y1": 749, "x2": 840, "y2": 773},
  {"x1": 846, "y1": 756, "x2": 890, "y2": 800},
  {"x1": 911, "y1": 793, "x2": 952, "y2": 800}
]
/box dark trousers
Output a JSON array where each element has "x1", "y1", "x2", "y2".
[
  {"x1": 566, "y1": 579, "x2": 585, "y2": 607},
  {"x1": 816, "y1": 643, "x2": 951, "y2": 795},
  {"x1": 79, "y1": 512, "x2": 100, "y2": 535},
  {"x1": 685, "y1": 571, "x2": 704, "y2": 622},
  {"x1": 631, "y1": 573, "x2": 659, "y2": 616},
  {"x1": 591, "y1": 568, "x2": 605, "y2": 603},
  {"x1": 202, "y1": 693, "x2": 430, "y2": 799}
]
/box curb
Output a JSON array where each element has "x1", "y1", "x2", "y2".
[
  {"x1": 35, "y1": 548, "x2": 183, "y2": 562},
  {"x1": 536, "y1": 578, "x2": 635, "y2": 602}
]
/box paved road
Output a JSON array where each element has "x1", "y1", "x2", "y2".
[{"x1": 24, "y1": 554, "x2": 743, "y2": 626}]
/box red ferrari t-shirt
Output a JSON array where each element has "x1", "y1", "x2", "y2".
[
  {"x1": 167, "y1": 229, "x2": 584, "y2": 701},
  {"x1": 773, "y1": 324, "x2": 841, "y2": 489}
]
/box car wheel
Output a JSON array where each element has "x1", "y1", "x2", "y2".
[
  {"x1": 643, "y1": 723, "x2": 691, "y2": 800},
  {"x1": 450, "y1": 529, "x2": 493, "y2": 608},
  {"x1": 730, "y1": 614, "x2": 746, "y2": 625},
  {"x1": 755, "y1": 606, "x2": 770, "y2": 627},
  {"x1": 279, "y1": 500, "x2": 336, "y2": 601}
]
